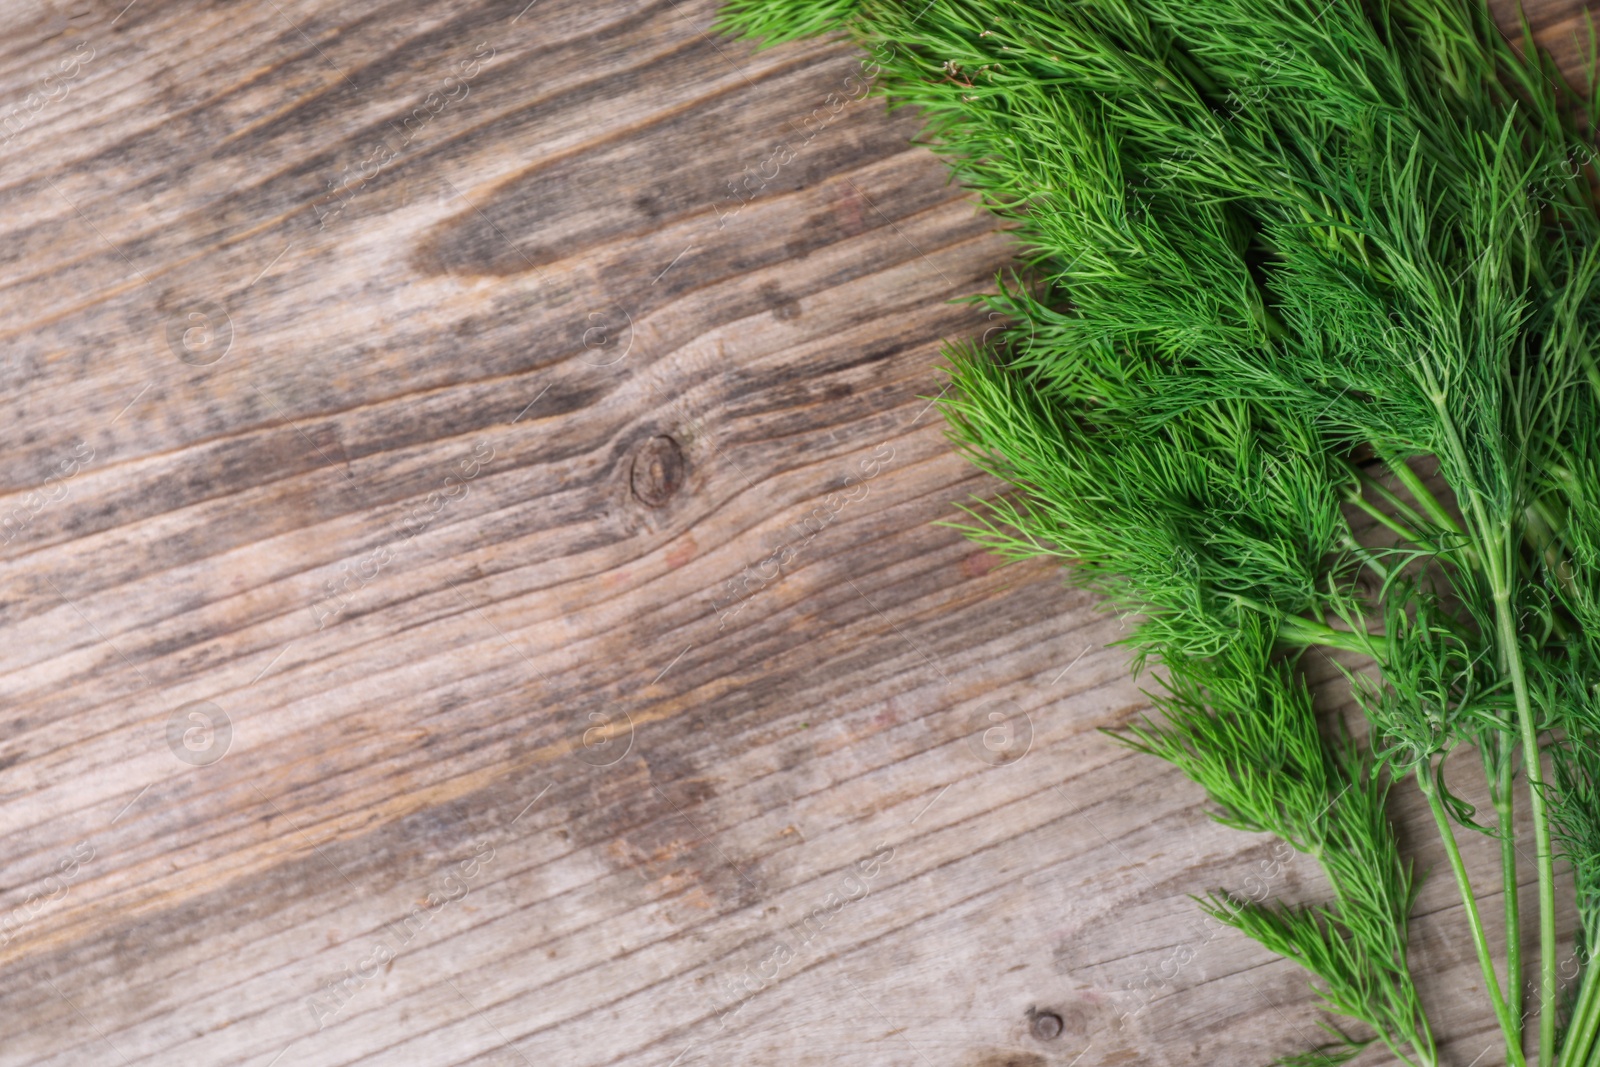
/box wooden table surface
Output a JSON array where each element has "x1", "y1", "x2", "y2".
[{"x1": 0, "y1": 0, "x2": 1593, "y2": 1064}]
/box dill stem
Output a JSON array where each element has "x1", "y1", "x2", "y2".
[
  {"x1": 1387, "y1": 987, "x2": 1438, "y2": 1067},
  {"x1": 1381, "y1": 456, "x2": 1481, "y2": 566},
  {"x1": 1560, "y1": 956, "x2": 1600, "y2": 1067},
  {"x1": 1423, "y1": 380, "x2": 1552, "y2": 1061},
  {"x1": 1383, "y1": 456, "x2": 1465, "y2": 536},
  {"x1": 1412, "y1": 1007, "x2": 1439, "y2": 1067},
  {"x1": 1276, "y1": 613, "x2": 1390, "y2": 660},
  {"x1": 1378, "y1": 1032, "x2": 1430, "y2": 1067},
  {"x1": 1345, "y1": 486, "x2": 1429, "y2": 547},
  {"x1": 1339, "y1": 533, "x2": 1390, "y2": 582},
  {"x1": 1490, "y1": 537, "x2": 1557, "y2": 1067},
  {"x1": 1421, "y1": 762, "x2": 1526, "y2": 1067},
  {"x1": 1573, "y1": 339, "x2": 1600, "y2": 406},
  {"x1": 1493, "y1": 744, "x2": 1523, "y2": 1051},
  {"x1": 1347, "y1": 463, "x2": 1431, "y2": 532},
  {"x1": 1418, "y1": 1007, "x2": 1439, "y2": 1067}
]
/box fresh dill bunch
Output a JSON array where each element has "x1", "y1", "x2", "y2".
[{"x1": 717, "y1": 0, "x2": 1600, "y2": 1063}]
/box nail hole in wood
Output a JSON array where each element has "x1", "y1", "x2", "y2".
[{"x1": 1028, "y1": 1008, "x2": 1063, "y2": 1042}]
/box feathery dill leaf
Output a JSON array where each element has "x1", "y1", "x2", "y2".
[{"x1": 719, "y1": 0, "x2": 1600, "y2": 1062}]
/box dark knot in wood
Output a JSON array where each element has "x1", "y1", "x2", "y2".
[{"x1": 631, "y1": 435, "x2": 685, "y2": 507}]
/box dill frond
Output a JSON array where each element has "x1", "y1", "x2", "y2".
[{"x1": 719, "y1": 0, "x2": 1600, "y2": 1061}]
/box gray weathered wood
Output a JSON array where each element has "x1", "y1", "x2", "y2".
[{"x1": 0, "y1": 0, "x2": 1592, "y2": 1064}]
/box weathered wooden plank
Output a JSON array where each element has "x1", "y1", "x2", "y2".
[{"x1": 0, "y1": 0, "x2": 1591, "y2": 1064}]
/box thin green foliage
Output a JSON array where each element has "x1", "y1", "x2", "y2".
[{"x1": 718, "y1": 0, "x2": 1600, "y2": 1062}]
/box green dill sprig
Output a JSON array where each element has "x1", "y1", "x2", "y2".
[{"x1": 718, "y1": 0, "x2": 1600, "y2": 1062}]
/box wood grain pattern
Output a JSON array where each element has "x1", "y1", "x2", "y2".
[{"x1": 0, "y1": 0, "x2": 1593, "y2": 1064}]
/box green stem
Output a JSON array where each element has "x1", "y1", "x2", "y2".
[
  {"x1": 1392, "y1": 985, "x2": 1438, "y2": 1067},
  {"x1": 1340, "y1": 532, "x2": 1391, "y2": 582},
  {"x1": 1384, "y1": 454, "x2": 1467, "y2": 536},
  {"x1": 1490, "y1": 530, "x2": 1557, "y2": 1067},
  {"x1": 1562, "y1": 957, "x2": 1600, "y2": 1066},
  {"x1": 1418, "y1": 378, "x2": 1553, "y2": 1063},
  {"x1": 1377, "y1": 1033, "x2": 1429, "y2": 1067},
  {"x1": 1572, "y1": 334, "x2": 1600, "y2": 407},
  {"x1": 1421, "y1": 762, "x2": 1526, "y2": 1067},
  {"x1": 1494, "y1": 739, "x2": 1524, "y2": 1053},
  {"x1": 1347, "y1": 462, "x2": 1432, "y2": 532},
  {"x1": 1345, "y1": 487, "x2": 1431, "y2": 548},
  {"x1": 1414, "y1": 1008, "x2": 1439, "y2": 1067},
  {"x1": 1277, "y1": 612, "x2": 1390, "y2": 660}
]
